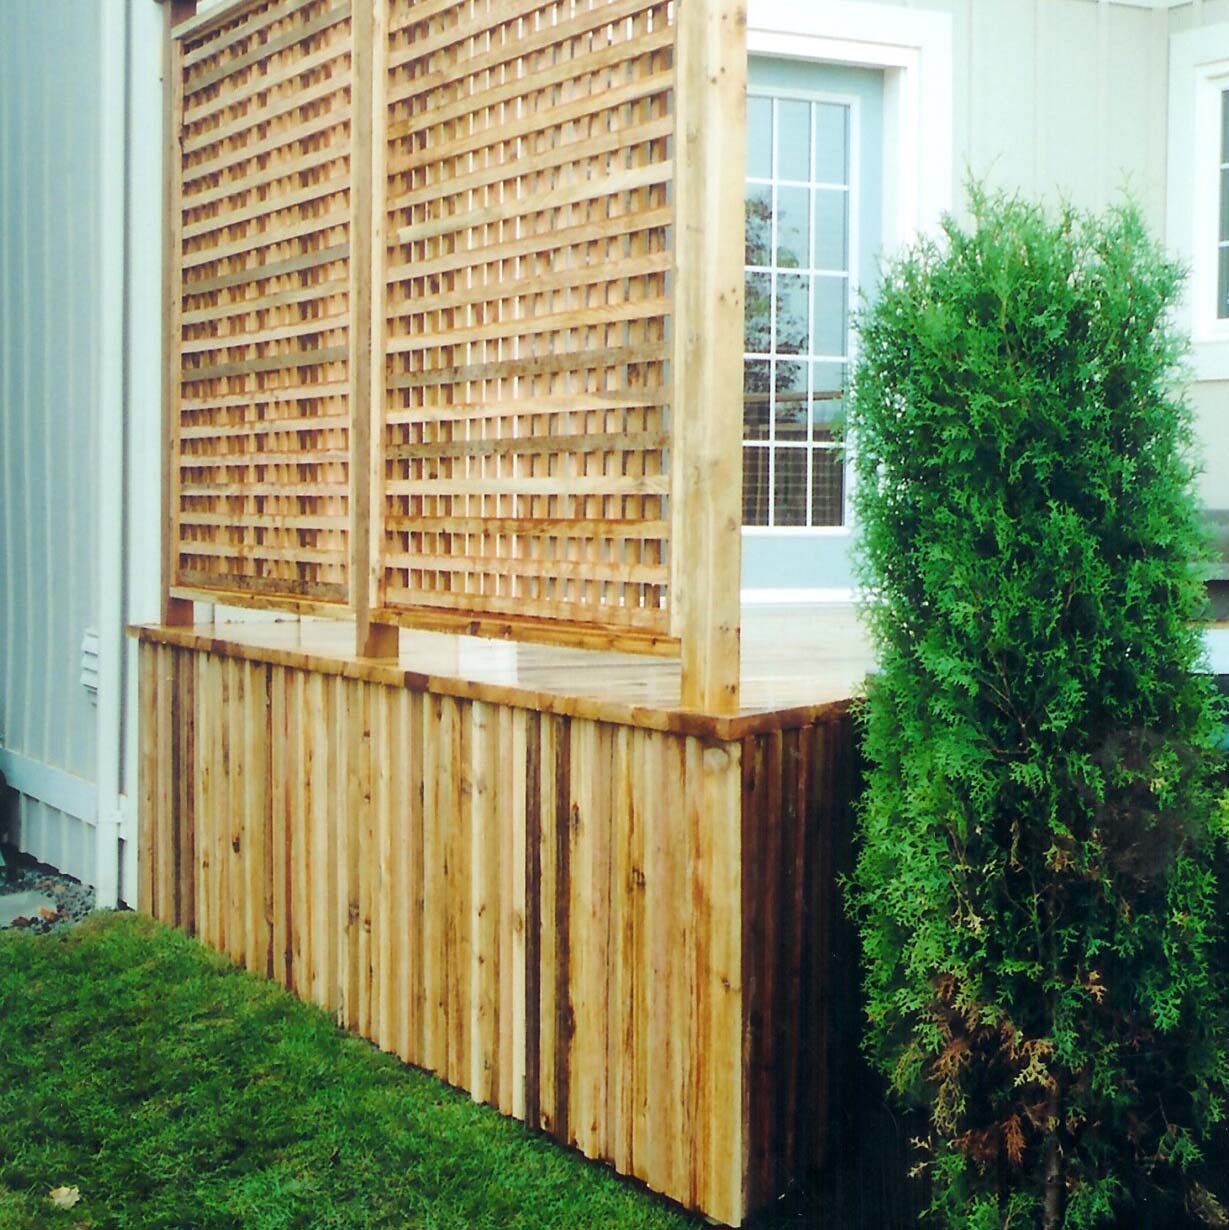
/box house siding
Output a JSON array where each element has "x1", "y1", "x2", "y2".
[
  {"x1": 0, "y1": 0, "x2": 104, "y2": 884},
  {"x1": 843, "y1": 0, "x2": 1227, "y2": 509}
]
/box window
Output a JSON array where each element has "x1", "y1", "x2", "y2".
[
  {"x1": 738, "y1": 0, "x2": 952, "y2": 599},
  {"x1": 742, "y1": 91, "x2": 852, "y2": 529},
  {"x1": 1168, "y1": 24, "x2": 1229, "y2": 378}
]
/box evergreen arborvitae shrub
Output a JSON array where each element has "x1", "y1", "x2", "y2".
[{"x1": 848, "y1": 190, "x2": 1229, "y2": 1230}]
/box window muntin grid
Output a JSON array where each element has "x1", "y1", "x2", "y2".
[{"x1": 742, "y1": 89, "x2": 854, "y2": 529}]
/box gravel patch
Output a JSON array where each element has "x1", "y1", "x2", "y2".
[{"x1": 0, "y1": 853, "x2": 96, "y2": 934}]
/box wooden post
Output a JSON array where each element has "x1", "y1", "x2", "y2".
[
  {"x1": 670, "y1": 0, "x2": 747, "y2": 714},
  {"x1": 351, "y1": 0, "x2": 397, "y2": 659},
  {"x1": 161, "y1": 0, "x2": 196, "y2": 627}
]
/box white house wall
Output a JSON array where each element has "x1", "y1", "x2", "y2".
[
  {"x1": 0, "y1": 0, "x2": 104, "y2": 885},
  {"x1": 845, "y1": 0, "x2": 1228, "y2": 509},
  {"x1": 1168, "y1": 1, "x2": 1229, "y2": 510}
]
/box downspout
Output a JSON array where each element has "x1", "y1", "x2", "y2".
[{"x1": 95, "y1": 0, "x2": 128, "y2": 910}]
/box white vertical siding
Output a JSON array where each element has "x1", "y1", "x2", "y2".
[
  {"x1": 0, "y1": 0, "x2": 105, "y2": 885},
  {"x1": 847, "y1": 0, "x2": 1227, "y2": 509},
  {"x1": 860, "y1": 0, "x2": 1170, "y2": 228}
]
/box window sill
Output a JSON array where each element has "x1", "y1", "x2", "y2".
[{"x1": 1191, "y1": 337, "x2": 1229, "y2": 382}]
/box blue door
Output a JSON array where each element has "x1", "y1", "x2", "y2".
[{"x1": 741, "y1": 58, "x2": 885, "y2": 595}]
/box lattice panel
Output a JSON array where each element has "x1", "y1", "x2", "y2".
[
  {"x1": 172, "y1": 0, "x2": 354, "y2": 606},
  {"x1": 378, "y1": 0, "x2": 676, "y2": 634}
]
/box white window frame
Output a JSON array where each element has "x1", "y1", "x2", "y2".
[
  {"x1": 740, "y1": 0, "x2": 953, "y2": 601},
  {"x1": 741, "y1": 84, "x2": 861, "y2": 535},
  {"x1": 746, "y1": 0, "x2": 953, "y2": 258},
  {"x1": 1169, "y1": 24, "x2": 1229, "y2": 381}
]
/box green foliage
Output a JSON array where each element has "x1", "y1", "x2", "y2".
[
  {"x1": 847, "y1": 189, "x2": 1229, "y2": 1229},
  {"x1": 0, "y1": 913, "x2": 693, "y2": 1230}
]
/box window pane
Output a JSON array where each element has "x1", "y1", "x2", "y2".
[
  {"x1": 742, "y1": 446, "x2": 770, "y2": 525},
  {"x1": 814, "y1": 188, "x2": 848, "y2": 271},
  {"x1": 812, "y1": 362, "x2": 845, "y2": 440},
  {"x1": 745, "y1": 185, "x2": 771, "y2": 266},
  {"x1": 813, "y1": 276, "x2": 848, "y2": 357},
  {"x1": 776, "y1": 273, "x2": 810, "y2": 354},
  {"x1": 774, "y1": 361, "x2": 808, "y2": 441},
  {"x1": 1220, "y1": 247, "x2": 1229, "y2": 320},
  {"x1": 811, "y1": 447, "x2": 845, "y2": 526},
  {"x1": 748, "y1": 96, "x2": 772, "y2": 179},
  {"x1": 814, "y1": 360, "x2": 844, "y2": 395},
  {"x1": 1221, "y1": 170, "x2": 1229, "y2": 243},
  {"x1": 774, "y1": 448, "x2": 807, "y2": 526},
  {"x1": 778, "y1": 100, "x2": 811, "y2": 181},
  {"x1": 743, "y1": 361, "x2": 771, "y2": 440},
  {"x1": 746, "y1": 271, "x2": 772, "y2": 351},
  {"x1": 816, "y1": 104, "x2": 848, "y2": 185},
  {"x1": 776, "y1": 186, "x2": 810, "y2": 269}
]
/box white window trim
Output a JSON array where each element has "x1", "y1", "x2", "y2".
[
  {"x1": 742, "y1": 83, "x2": 861, "y2": 532},
  {"x1": 746, "y1": 0, "x2": 954, "y2": 257},
  {"x1": 1169, "y1": 24, "x2": 1229, "y2": 382},
  {"x1": 739, "y1": 1, "x2": 953, "y2": 601}
]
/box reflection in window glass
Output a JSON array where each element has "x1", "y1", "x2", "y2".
[
  {"x1": 745, "y1": 271, "x2": 771, "y2": 352},
  {"x1": 744, "y1": 361, "x2": 771, "y2": 441},
  {"x1": 747, "y1": 96, "x2": 773, "y2": 180},
  {"x1": 743, "y1": 92, "x2": 853, "y2": 528},
  {"x1": 775, "y1": 362, "x2": 808, "y2": 440},
  {"x1": 774, "y1": 448, "x2": 808, "y2": 527},
  {"x1": 775, "y1": 186, "x2": 810, "y2": 268},
  {"x1": 814, "y1": 189, "x2": 848, "y2": 271},
  {"x1": 811, "y1": 448, "x2": 845, "y2": 527},
  {"x1": 778, "y1": 100, "x2": 811, "y2": 181},
  {"x1": 815, "y1": 104, "x2": 848, "y2": 185},
  {"x1": 745, "y1": 185, "x2": 772, "y2": 266},
  {"x1": 776, "y1": 274, "x2": 810, "y2": 354},
  {"x1": 743, "y1": 447, "x2": 770, "y2": 526}
]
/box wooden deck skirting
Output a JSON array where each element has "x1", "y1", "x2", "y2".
[{"x1": 136, "y1": 630, "x2": 861, "y2": 1226}]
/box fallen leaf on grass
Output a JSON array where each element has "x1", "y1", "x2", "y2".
[{"x1": 49, "y1": 1185, "x2": 81, "y2": 1209}]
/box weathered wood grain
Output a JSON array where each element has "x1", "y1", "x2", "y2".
[
  {"x1": 137, "y1": 636, "x2": 857, "y2": 1227},
  {"x1": 168, "y1": 0, "x2": 355, "y2": 606}
]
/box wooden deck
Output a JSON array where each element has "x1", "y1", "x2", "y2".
[
  {"x1": 136, "y1": 604, "x2": 875, "y2": 739},
  {"x1": 135, "y1": 603, "x2": 874, "y2": 1226}
]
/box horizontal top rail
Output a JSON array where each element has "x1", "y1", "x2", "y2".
[{"x1": 130, "y1": 621, "x2": 851, "y2": 739}]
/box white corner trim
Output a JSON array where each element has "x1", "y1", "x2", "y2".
[
  {"x1": 1168, "y1": 23, "x2": 1229, "y2": 383},
  {"x1": 0, "y1": 748, "x2": 98, "y2": 827},
  {"x1": 746, "y1": 0, "x2": 954, "y2": 250}
]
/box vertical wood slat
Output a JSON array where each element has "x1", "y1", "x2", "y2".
[
  {"x1": 670, "y1": 0, "x2": 747, "y2": 713},
  {"x1": 136, "y1": 641, "x2": 857, "y2": 1226}
]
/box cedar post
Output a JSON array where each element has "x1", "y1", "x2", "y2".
[
  {"x1": 351, "y1": 0, "x2": 397, "y2": 659},
  {"x1": 670, "y1": 0, "x2": 747, "y2": 714}
]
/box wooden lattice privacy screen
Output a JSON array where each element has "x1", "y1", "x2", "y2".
[
  {"x1": 171, "y1": 0, "x2": 356, "y2": 610},
  {"x1": 165, "y1": 0, "x2": 745, "y2": 703},
  {"x1": 375, "y1": 0, "x2": 673, "y2": 635}
]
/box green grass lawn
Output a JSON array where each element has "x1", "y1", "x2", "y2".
[{"x1": 0, "y1": 912, "x2": 701, "y2": 1230}]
